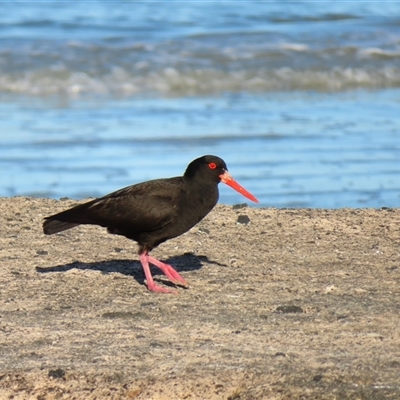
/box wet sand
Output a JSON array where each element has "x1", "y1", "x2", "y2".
[{"x1": 0, "y1": 197, "x2": 399, "y2": 399}]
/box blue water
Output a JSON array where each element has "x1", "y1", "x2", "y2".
[{"x1": 1, "y1": 1, "x2": 400, "y2": 208}]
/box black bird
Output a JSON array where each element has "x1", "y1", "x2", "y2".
[{"x1": 43, "y1": 155, "x2": 258, "y2": 293}]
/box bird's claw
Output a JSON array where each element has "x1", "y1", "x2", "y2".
[{"x1": 146, "y1": 282, "x2": 178, "y2": 294}]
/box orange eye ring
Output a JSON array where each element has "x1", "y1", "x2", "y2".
[{"x1": 208, "y1": 162, "x2": 217, "y2": 169}]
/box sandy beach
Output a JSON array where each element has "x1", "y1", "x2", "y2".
[{"x1": 0, "y1": 196, "x2": 399, "y2": 399}]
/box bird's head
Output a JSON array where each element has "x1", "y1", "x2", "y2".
[{"x1": 184, "y1": 155, "x2": 259, "y2": 203}]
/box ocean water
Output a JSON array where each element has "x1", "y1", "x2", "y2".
[{"x1": 1, "y1": 1, "x2": 400, "y2": 208}]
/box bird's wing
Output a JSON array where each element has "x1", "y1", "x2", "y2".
[{"x1": 45, "y1": 178, "x2": 185, "y2": 234}]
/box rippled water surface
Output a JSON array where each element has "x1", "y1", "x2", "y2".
[{"x1": 1, "y1": 1, "x2": 400, "y2": 208}]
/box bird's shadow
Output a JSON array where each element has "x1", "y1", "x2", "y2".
[{"x1": 36, "y1": 252, "x2": 227, "y2": 288}]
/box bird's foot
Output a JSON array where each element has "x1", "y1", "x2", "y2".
[
  {"x1": 146, "y1": 281, "x2": 178, "y2": 294},
  {"x1": 147, "y1": 255, "x2": 189, "y2": 288},
  {"x1": 140, "y1": 253, "x2": 189, "y2": 293}
]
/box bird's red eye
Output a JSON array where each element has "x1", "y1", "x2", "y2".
[{"x1": 208, "y1": 162, "x2": 217, "y2": 169}]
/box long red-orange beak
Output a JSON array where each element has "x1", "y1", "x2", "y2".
[{"x1": 219, "y1": 171, "x2": 259, "y2": 203}]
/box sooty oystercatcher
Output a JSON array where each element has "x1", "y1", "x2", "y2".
[{"x1": 43, "y1": 155, "x2": 258, "y2": 293}]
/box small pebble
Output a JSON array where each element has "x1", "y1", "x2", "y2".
[
  {"x1": 233, "y1": 203, "x2": 248, "y2": 210},
  {"x1": 275, "y1": 305, "x2": 303, "y2": 314},
  {"x1": 48, "y1": 368, "x2": 66, "y2": 379},
  {"x1": 323, "y1": 284, "x2": 338, "y2": 294},
  {"x1": 237, "y1": 215, "x2": 251, "y2": 225}
]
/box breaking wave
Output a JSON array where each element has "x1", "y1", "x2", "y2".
[{"x1": 1, "y1": 66, "x2": 400, "y2": 98}]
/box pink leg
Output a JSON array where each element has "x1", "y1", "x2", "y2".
[
  {"x1": 147, "y1": 255, "x2": 189, "y2": 287},
  {"x1": 139, "y1": 253, "x2": 177, "y2": 294}
]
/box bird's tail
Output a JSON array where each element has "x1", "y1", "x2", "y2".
[{"x1": 43, "y1": 219, "x2": 80, "y2": 235}]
